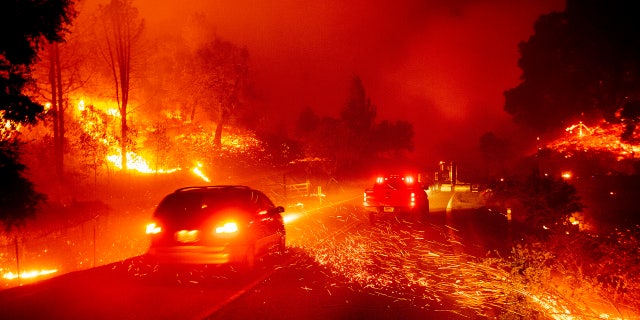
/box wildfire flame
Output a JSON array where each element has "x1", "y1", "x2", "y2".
[
  {"x1": 0, "y1": 111, "x2": 22, "y2": 140},
  {"x1": 548, "y1": 120, "x2": 639, "y2": 159},
  {"x1": 565, "y1": 121, "x2": 593, "y2": 137},
  {"x1": 106, "y1": 151, "x2": 180, "y2": 174},
  {"x1": 75, "y1": 100, "x2": 217, "y2": 181}
]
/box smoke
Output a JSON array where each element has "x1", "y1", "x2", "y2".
[{"x1": 85, "y1": 0, "x2": 565, "y2": 166}]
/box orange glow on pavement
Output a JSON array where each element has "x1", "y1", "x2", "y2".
[
  {"x1": 283, "y1": 212, "x2": 302, "y2": 224},
  {"x1": 3, "y1": 269, "x2": 58, "y2": 280}
]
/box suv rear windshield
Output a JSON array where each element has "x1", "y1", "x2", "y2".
[{"x1": 154, "y1": 190, "x2": 256, "y2": 219}]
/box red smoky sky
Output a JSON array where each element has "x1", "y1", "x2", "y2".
[{"x1": 81, "y1": 0, "x2": 565, "y2": 166}]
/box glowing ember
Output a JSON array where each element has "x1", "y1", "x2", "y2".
[
  {"x1": 3, "y1": 269, "x2": 58, "y2": 280},
  {"x1": 287, "y1": 206, "x2": 631, "y2": 319},
  {"x1": 220, "y1": 134, "x2": 264, "y2": 152}
]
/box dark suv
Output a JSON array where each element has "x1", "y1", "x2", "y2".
[{"x1": 145, "y1": 186, "x2": 286, "y2": 269}]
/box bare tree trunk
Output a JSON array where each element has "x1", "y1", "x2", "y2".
[
  {"x1": 55, "y1": 43, "x2": 65, "y2": 179},
  {"x1": 190, "y1": 103, "x2": 196, "y2": 123},
  {"x1": 97, "y1": 0, "x2": 144, "y2": 171},
  {"x1": 214, "y1": 122, "x2": 223, "y2": 146},
  {"x1": 121, "y1": 117, "x2": 127, "y2": 170},
  {"x1": 214, "y1": 107, "x2": 224, "y2": 146},
  {"x1": 49, "y1": 44, "x2": 62, "y2": 180},
  {"x1": 120, "y1": 48, "x2": 129, "y2": 171}
]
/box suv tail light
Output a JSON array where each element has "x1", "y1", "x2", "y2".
[
  {"x1": 146, "y1": 222, "x2": 162, "y2": 234},
  {"x1": 215, "y1": 222, "x2": 239, "y2": 234}
]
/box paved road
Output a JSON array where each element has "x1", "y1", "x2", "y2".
[{"x1": 0, "y1": 190, "x2": 508, "y2": 319}]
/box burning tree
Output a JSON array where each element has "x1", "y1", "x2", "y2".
[
  {"x1": 73, "y1": 103, "x2": 111, "y2": 183},
  {"x1": 94, "y1": 0, "x2": 145, "y2": 171}
]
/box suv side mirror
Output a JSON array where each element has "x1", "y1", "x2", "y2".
[{"x1": 267, "y1": 206, "x2": 285, "y2": 215}]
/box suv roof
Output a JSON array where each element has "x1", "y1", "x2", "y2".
[
  {"x1": 173, "y1": 185, "x2": 252, "y2": 193},
  {"x1": 154, "y1": 186, "x2": 269, "y2": 220}
]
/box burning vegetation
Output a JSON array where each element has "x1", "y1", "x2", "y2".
[
  {"x1": 2, "y1": 1, "x2": 640, "y2": 318},
  {"x1": 548, "y1": 120, "x2": 639, "y2": 162},
  {"x1": 474, "y1": 120, "x2": 640, "y2": 318}
]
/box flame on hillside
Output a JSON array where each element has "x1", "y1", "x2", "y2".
[
  {"x1": 546, "y1": 120, "x2": 639, "y2": 159},
  {"x1": 106, "y1": 151, "x2": 181, "y2": 174},
  {"x1": 76, "y1": 99, "x2": 183, "y2": 175},
  {"x1": 2, "y1": 97, "x2": 261, "y2": 182},
  {"x1": 73, "y1": 98, "x2": 261, "y2": 183}
]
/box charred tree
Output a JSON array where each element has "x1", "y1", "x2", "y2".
[
  {"x1": 47, "y1": 43, "x2": 65, "y2": 179},
  {"x1": 95, "y1": 0, "x2": 144, "y2": 171},
  {"x1": 196, "y1": 38, "x2": 249, "y2": 146}
]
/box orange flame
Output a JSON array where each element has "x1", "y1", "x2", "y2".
[
  {"x1": 548, "y1": 120, "x2": 639, "y2": 159},
  {"x1": 106, "y1": 151, "x2": 180, "y2": 174}
]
